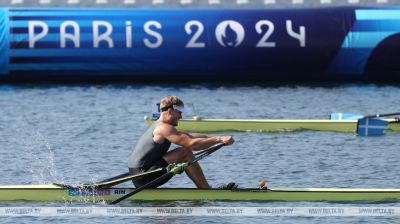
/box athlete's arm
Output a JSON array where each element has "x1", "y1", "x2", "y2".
[
  {"x1": 155, "y1": 124, "x2": 233, "y2": 151},
  {"x1": 187, "y1": 133, "x2": 211, "y2": 138}
]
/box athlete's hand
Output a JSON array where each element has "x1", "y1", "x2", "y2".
[
  {"x1": 219, "y1": 136, "x2": 234, "y2": 145},
  {"x1": 166, "y1": 163, "x2": 176, "y2": 171}
]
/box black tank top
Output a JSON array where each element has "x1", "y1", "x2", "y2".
[{"x1": 128, "y1": 122, "x2": 171, "y2": 169}]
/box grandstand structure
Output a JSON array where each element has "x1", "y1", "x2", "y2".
[{"x1": 0, "y1": 0, "x2": 397, "y2": 8}]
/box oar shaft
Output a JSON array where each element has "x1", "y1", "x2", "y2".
[
  {"x1": 79, "y1": 168, "x2": 165, "y2": 188},
  {"x1": 365, "y1": 112, "x2": 400, "y2": 118},
  {"x1": 191, "y1": 143, "x2": 225, "y2": 165}
]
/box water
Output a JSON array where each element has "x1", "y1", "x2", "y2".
[{"x1": 0, "y1": 83, "x2": 399, "y2": 223}]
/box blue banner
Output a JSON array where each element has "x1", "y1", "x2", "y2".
[
  {"x1": 0, "y1": 9, "x2": 8, "y2": 75},
  {"x1": 0, "y1": 7, "x2": 399, "y2": 81},
  {"x1": 329, "y1": 9, "x2": 400, "y2": 76}
]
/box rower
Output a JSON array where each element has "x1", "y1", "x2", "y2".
[{"x1": 128, "y1": 96, "x2": 234, "y2": 189}]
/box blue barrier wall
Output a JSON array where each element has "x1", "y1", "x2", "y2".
[
  {"x1": 0, "y1": 9, "x2": 8, "y2": 75},
  {"x1": 1, "y1": 7, "x2": 400, "y2": 81}
]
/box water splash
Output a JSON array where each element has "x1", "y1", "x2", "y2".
[{"x1": 14, "y1": 128, "x2": 64, "y2": 184}]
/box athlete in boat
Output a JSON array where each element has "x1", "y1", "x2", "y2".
[{"x1": 128, "y1": 96, "x2": 234, "y2": 188}]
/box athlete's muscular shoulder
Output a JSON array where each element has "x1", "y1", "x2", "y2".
[
  {"x1": 153, "y1": 123, "x2": 177, "y2": 144},
  {"x1": 154, "y1": 123, "x2": 193, "y2": 147},
  {"x1": 155, "y1": 123, "x2": 177, "y2": 135}
]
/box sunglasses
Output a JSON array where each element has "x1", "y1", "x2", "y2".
[{"x1": 160, "y1": 104, "x2": 186, "y2": 113}]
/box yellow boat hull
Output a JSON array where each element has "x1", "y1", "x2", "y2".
[
  {"x1": 145, "y1": 117, "x2": 400, "y2": 133},
  {"x1": 1, "y1": 185, "x2": 400, "y2": 202}
]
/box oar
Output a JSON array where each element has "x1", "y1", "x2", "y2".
[
  {"x1": 363, "y1": 112, "x2": 400, "y2": 118},
  {"x1": 356, "y1": 117, "x2": 389, "y2": 136},
  {"x1": 330, "y1": 112, "x2": 400, "y2": 120},
  {"x1": 53, "y1": 168, "x2": 166, "y2": 189},
  {"x1": 54, "y1": 145, "x2": 223, "y2": 189},
  {"x1": 330, "y1": 112, "x2": 400, "y2": 136},
  {"x1": 88, "y1": 148, "x2": 218, "y2": 188},
  {"x1": 109, "y1": 143, "x2": 226, "y2": 205},
  {"x1": 80, "y1": 168, "x2": 164, "y2": 188}
]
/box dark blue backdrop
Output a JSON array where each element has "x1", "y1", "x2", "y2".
[{"x1": 1, "y1": 7, "x2": 400, "y2": 81}]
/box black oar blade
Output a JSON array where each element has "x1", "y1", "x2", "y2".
[{"x1": 109, "y1": 172, "x2": 174, "y2": 205}]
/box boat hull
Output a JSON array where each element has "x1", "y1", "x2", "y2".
[
  {"x1": 1, "y1": 185, "x2": 400, "y2": 202},
  {"x1": 145, "y1": 117, "x2": 400, "y2": 133}
]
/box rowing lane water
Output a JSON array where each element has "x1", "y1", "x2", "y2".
[{"x1": 0, "y1": 83, "x2": 399, "y2": 224}]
